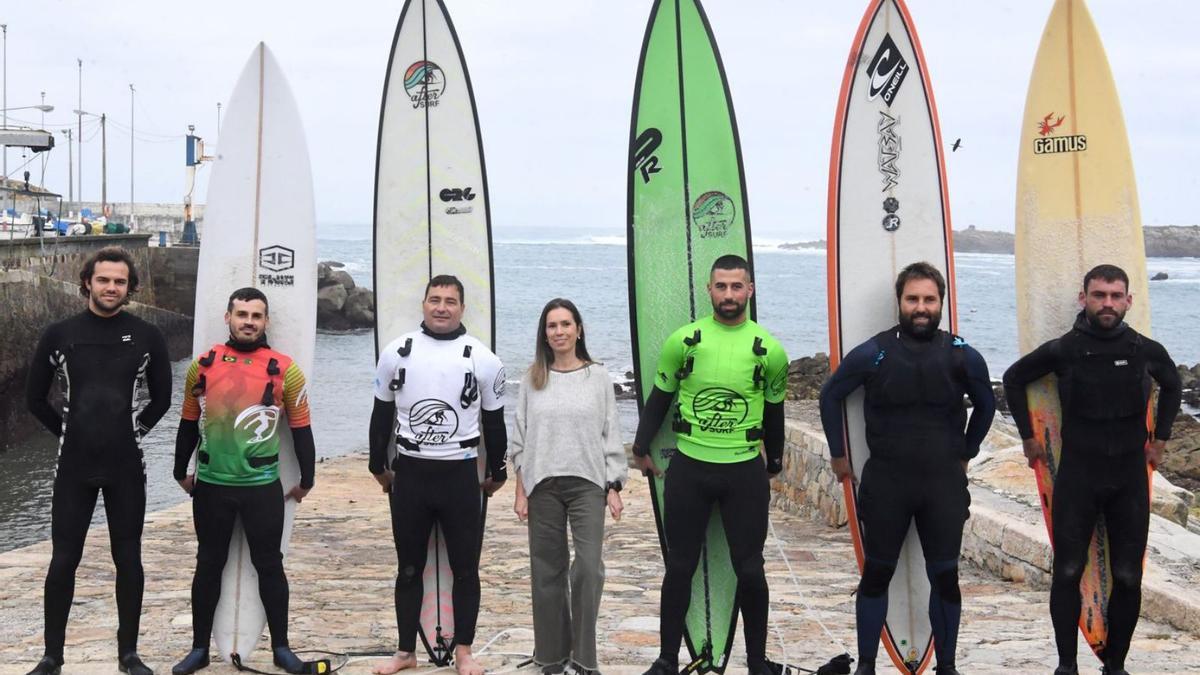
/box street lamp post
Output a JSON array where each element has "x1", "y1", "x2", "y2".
[
  {"x1": 60, "y1": 128, "x2": 73, "y2": 212},
  {"x1": 3, "y1": 24, "x2": 9, "y2": 185},
  {"x1": 129, "y1": 84, "x2": 134, "y2": 226},
  {"x1": 75, "y1": 108, "x2": 107, "y2": 215},
  {"x1": 77, "y1": 58, "x2": 82, "y2": 204},
  {"x1": 40, "y1": 91, "x2": 46, "y2": 187}
]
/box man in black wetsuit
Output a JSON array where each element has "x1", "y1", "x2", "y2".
[
  {"x1": 818, "y1": 262, "x2": 994, "y2": 675},
  {"x1": 1003, "y1": 264, "x2": 1180, "y2": 675},
  {"x1": 25, "y1": 246, "x2": 172, "y2": 675}
]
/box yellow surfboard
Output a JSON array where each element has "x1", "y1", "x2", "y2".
[{"x1": 1014, "y1": 0, "x2": 1152, "y2": 661}]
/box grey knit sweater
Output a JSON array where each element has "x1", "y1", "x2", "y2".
[{"x1": 510, "y1": 363, "x2": 628, "y2": 496}]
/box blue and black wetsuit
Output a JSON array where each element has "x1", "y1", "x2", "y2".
[
  {"x1": 25, "y1": 308, "x2": 172, "y2": 663},
  {"x1": 819, "y1": 326, "x2": 994, "y2": 672},
  {"x1": 1003, "y1": 312, "x2": 1180, "y2": 672}
]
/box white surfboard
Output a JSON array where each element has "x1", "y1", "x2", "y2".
[
  {"x1": 374, "y1": 0, "x2": 493, "y2": 665},
  {"x1": 827, "y1": 1, "x2": 955, "y2": 672},
  {"x1": 193, "y1": 43, "x2": 317, "y2": 661}
]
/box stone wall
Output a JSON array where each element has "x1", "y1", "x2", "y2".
[
  {"x1": 0, "y1": 234, "x2": 158, "y2": 303},
  {"x1": 148, "y1": 245, "x2": 199, "y2": 315},
  {"x1": 0, "y1": 269, "x2": 192, "y2": 382}
]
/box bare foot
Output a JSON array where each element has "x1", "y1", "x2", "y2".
[
  {"x1": 454, "y1": 646, "x2": 485, "y2": 675},
  {"x1": 373, "y1": 651, "x2": 418, "y2": 675}
]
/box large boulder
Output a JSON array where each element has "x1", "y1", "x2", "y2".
[
  {"x1": 1163, "y1": 414, "x2": 1200, "y2": 493},
  {"x1": 787, "y1": 353, "x2": 829, "y2": 400},
  {"x1": 317, "y1": 283, "x2": 347, "y2": 315},
  {"x1": 317, "y1": 260, "x2": 347, "y2": 288},
  {"x1": 330, "y1": 269, "x2": 356, "y2": 292},
  {"x1": 343, "y1": 287, "x2": 375, "y2": 327}
]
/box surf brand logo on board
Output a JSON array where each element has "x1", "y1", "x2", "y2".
[
  {"x1": 439, "y1": 187, "x2": 476, "y2": 215},
  {"x1": 403, "y1": 61, "x2": 445, "y2": 109},
  {"x1": 234, "y1": 404, "x2": 280, "y2": 445},
  {"x1": 1033, "y1": 111, "x2": 1087, "y2": 154},
  {"x1": 632, "y1": 128, "x2": 663, "y2": 184},
  {"x1": 408, "y1": 398, "x2": 459, "y2": 445},
  {"x1": 865, "y1": 34, "x2": 910, "y2": 107},
  {"x1": 692, "y1": 191, "x2": 735, "y2": 239},
  {"x1": 258, "y1": 245, "x2": 295, "y2": 287},
  {"x1": 877, "y1": 111, "x2": 901, "y2": 192},
  {"x1": 691, "y1": 387, "x2": 748, "y2": 434}
]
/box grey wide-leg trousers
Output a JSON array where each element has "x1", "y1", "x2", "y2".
[{"x1": 527, "y1": 476, "x2": 607, "y2": 670}]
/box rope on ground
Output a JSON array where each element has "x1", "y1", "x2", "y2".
[{"x1": 768, "y1": 516, "x2": 854, "y2": 674}]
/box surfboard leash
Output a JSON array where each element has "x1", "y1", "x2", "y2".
[
  {"x1": 765, "y1": 517, "x2": 853, "y2": 675},
  {"x1": 229, "y1": 651, "x2": 336, "y2": 675}
]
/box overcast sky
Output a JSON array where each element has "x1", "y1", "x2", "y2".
[{"x1": 2, "y1": 0, "x2": 1196, "y2": 240}]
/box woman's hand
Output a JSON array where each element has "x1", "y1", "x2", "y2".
[
  {"x1": 514, "y1": 482, "x2": 529, "y2": 522},
  {"x1": 607, "y1": 489, "x2": 623, "y2": 521}
]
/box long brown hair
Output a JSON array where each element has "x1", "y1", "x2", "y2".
[{"x1": 529, "y1": 298, "x2": 593, "y2": 390}]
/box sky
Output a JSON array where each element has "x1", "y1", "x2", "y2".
[{"x1": 2, "y1": 0, "x2": 1197, "y2": 241}]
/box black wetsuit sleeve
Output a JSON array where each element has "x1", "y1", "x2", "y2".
[
  {"x1": 962, "y1": 345, "x2": 996, "y2": 460},
  {"x1": 1145, "y1": 340, "x2": 1181, "y2": 441},
  {"x1": 817, "y1": 339, "x2": 880, "y2": 458},
  {"x1": 135, "y1": 327, "x2": 173, "y2": 436},
  {"x1": 481, "y1": 407, "x2": 508, "y2": 481},
  {"x1": 174, "y1": 418, "x2": 200, "y2": 480},
  {"x1": 292, "y1": 425, "x2": 316, "y2": 489},
  {"x1": 26, "y1": 326, "x2": 62, "y2": 436},
  {"x1": 368, "y1": 397, "x2": 394, "y2": 475},
  {"x1": 632, "y1": 385, "x2": 675, "y2": 456},
  {"x1": 1002, "y1": 339, "x2": 1062, "y2": 440},
  {"x1": 763, "y1": 400, "x2": 785, "y2": 473}
]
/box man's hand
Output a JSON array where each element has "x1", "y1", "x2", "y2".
[
  {"x1": 607, "y1": 489, "x2": 624, "y2": 521},
  {"x1": 177, "y1": 474, "x2": 196, "y2": 495},
  {"x1": 481, "y1": 477, "x2": 506, "y2": 497},
  {"x1": 831, "y1": 456, "x2": 853, "y2": 483},
  {"x1": 286, "y1": 485, "x2": 311, "y2": 503},
  {"x1": 1022, "y1": 438, "x2": 1046, "y2": 469},
  {"x1": 1145, "y1": 439, "x2": 1166, "y2": 469},
  {"x1": 514, "y1": 483, "x2": 529, "y2": 522},
  {"x1": 632, "y1": 453, "x2": 661, "y2": 478},
  {"x1": 373, "y1": 469, "x2": 394, "y2": 493}
]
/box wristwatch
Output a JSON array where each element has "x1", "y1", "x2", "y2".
[{"x1": 606, "y1": 481, "x2": 623, "y2": 493}]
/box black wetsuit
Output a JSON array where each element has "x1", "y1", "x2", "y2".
[
  {"x1": 819, "y1": 327, "x2": 994, "y2": 671},
  {"x1": 25, "y1": 309, "x2": 172, "y2": 662},
  {"x1": 1003, "y1": 313, "x2": 1180, "y2": 670}
]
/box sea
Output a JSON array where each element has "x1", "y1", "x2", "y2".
[{"x1": 2, "y1": 223, "x2": 1198, "y2": 552}]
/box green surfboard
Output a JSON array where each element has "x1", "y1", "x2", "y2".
[{"x1": 627, "y1": 0, "x2": 752, "y2": 671}]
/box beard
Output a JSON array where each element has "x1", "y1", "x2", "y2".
[
  {"x1": 1086, "y1": 306, "x2": 1126, "y2": 329},
  {"x1": 899, "y1": 308, "x2": 941, "y2": 338},
  {"x1": 90, "y1": 289, "x2": 127, "y2": 312},
  {"x1": 714, "y1": 299, "x2": 746, "y2": 321}
]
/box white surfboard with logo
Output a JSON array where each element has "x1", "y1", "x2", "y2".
[
  {"x1": 373, "y1": 0, "x2": 494, "y2": 665},
  {"x1": 193, "y1": 43, "x2": 317, "y2": 661},
  {"x1": 827, "y1": 1, "x2": 956, "y2": 672}
]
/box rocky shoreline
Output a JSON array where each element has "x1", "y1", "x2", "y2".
[
  {"x1": 782, "y1": 224, "x2": 1200, "y2": 258},
  {"x1": 316, "y1": 261, "x2": 374, "y2": 330}
]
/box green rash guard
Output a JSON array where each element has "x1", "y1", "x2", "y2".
[{"x1": 655, "y1": 315, "x2": 790, "y2": 463}]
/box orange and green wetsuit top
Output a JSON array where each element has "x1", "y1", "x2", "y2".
[{"x1": 182, "y1": 343, "x2": 311, "y2": 486}]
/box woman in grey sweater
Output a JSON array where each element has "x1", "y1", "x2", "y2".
[{"x1": 511, "y1": 298, "x2": 628, "y2": 675}]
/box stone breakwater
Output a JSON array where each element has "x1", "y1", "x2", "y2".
[{"x1": 3, "y1": 447, "x2": 1200, "y2": 673}]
